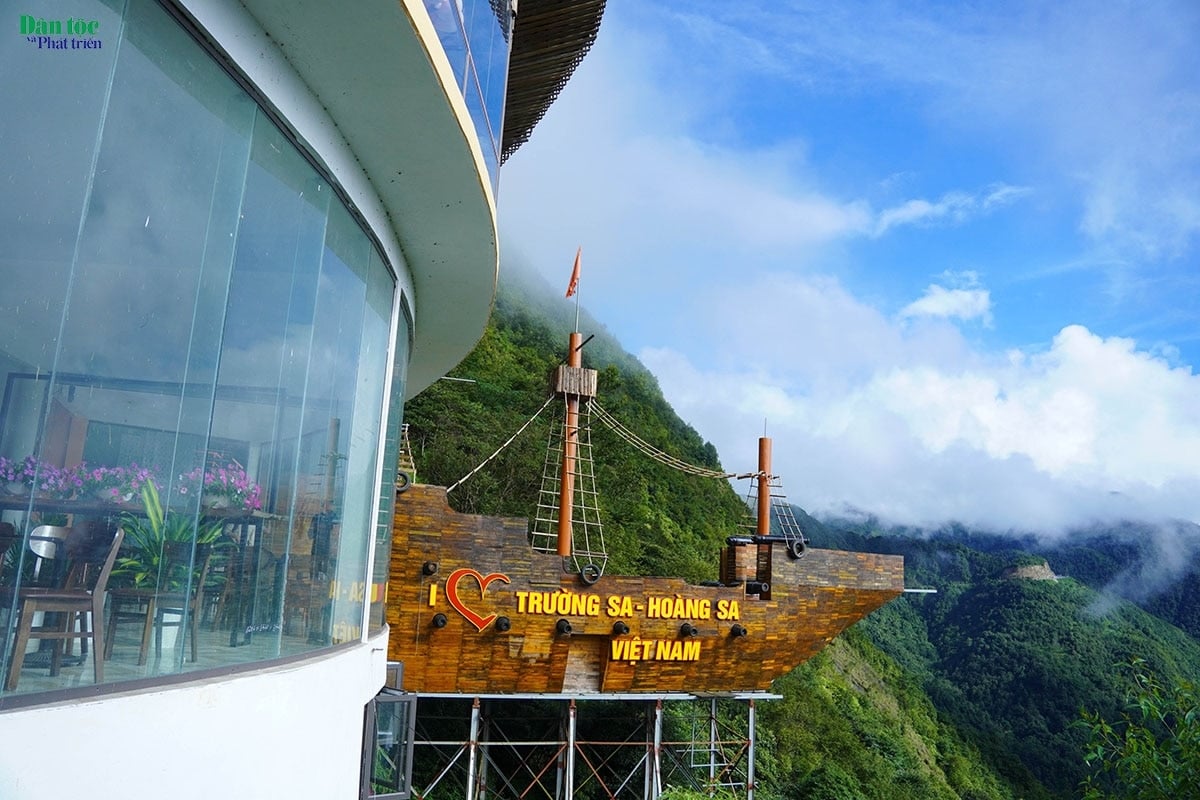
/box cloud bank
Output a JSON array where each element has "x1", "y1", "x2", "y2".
[{"x1": 642, "y1": 275, "x2": 1200, "y2": 532}]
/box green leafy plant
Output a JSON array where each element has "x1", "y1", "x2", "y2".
[
  {"x1": 115, "y1": 481, "x2": 226, "y2": 589},
  {"x1": 1080, "y1": 658, "x2": 1200, "y2": 800}
]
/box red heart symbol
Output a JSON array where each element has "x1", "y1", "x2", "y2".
[{"x1": 445, "y1": 568, "x2": 510, "y2": 631}]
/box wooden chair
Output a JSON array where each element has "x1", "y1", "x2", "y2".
[
  {"x1": 105, "y1": 541, "x2": 214, "y2": 666},
  {"x1": 3, "y1": 520, "x2": 124, "y2": 691}
]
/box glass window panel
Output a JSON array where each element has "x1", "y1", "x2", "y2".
[
  {"x1": 1, "y1": 0, "x2": 399, "y2": 702},
  {"x1": 464, "y1": 75, "x2": 499, "y2": 186},
  {"x1": 217, "y1": 116, "x2": 331, "y2": 656},
  {"x1": 0, "y1": 0, "x2": 125, "y2": 565},
  {"x1": 370, "y1": 292, "x2": 410, "y2": 634},
  {"x1": 310, "y1": 202, "x2": 371, "y2": 644},
  {"x1": 351, "y1": 250, "x2": 395, "y2": 636},
  {"x1": 424, "y1": 0, "x2": 470, "y2": 90},
  {"x1": 464, "y1": 0, "x2": 509, "y2": 143},
  {"x1": 364, "y1": 692, "x2": 418, "y2": 799},
  {"x1": 0, "y1": 0, "x2": 123, "y2": 383},
  {"x1": 51, "y1": 0, "x2": 256, "y2": 682}
]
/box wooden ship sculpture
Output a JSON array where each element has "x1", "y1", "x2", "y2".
[{"x1": 385, "y1": 329, "x2": 905, "y2": 695}]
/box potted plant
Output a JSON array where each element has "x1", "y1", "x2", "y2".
[
  {"x1": 0, "y1": 455, "x2": 70, "y2": 497},
  {"x1": 115, "y1": 481, "x2": 227, "y2": 590},
  {"x1": 110, "y1": 481, "x2": 234, "y2": 656},
  {"x1": 73, "y1": 462, "x2": 157, "y2": 504},
  {"x1": 178, "y1": 459, "x2": 263, "y2": 512},
  {"x1": 0, "y1": 455, "x2": 35, "y2": 495}
]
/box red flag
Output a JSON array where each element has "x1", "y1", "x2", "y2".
[{"x1": 565, "y1": 247, "x2": 581, "y2": 298}]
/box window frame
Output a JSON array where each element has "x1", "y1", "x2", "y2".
[{"x1": 361, "y1": 685, "x2": 418, "y2": 800}]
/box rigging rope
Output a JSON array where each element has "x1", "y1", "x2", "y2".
[
  {"x1": 590, "y1": 401, "x2": 751, "y2": 480},
  {"x1": 446, "y1": 395, "x2": 556, "y2": 494}
]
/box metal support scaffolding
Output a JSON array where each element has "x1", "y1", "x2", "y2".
[
  {"x1": 467, "y1": 699, "x2": 482, "y2": 800},
  {"x1": 644, "y1": 699, "x2": 662, "y2": 800},
  {"x1": 747, "y1": 701, "x2": 756, "y2": 800},
  {"x1": 410, "y1": 693, "x2": 774, "y2": 800}
]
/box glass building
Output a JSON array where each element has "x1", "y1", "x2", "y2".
[{"x1": 0, "y1": 0, "x2": 602, "y2": 796}]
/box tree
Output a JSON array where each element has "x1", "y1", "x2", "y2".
[{"x1": 1080, "y1": 659, "x2": 1200, "y2": 800}]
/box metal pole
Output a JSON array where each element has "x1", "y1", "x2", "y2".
[
  {"x1": 556, "y1": 703, "x2": 566, "y2": 800},
  {"x1": 644, "y1": 703, "x2": 654, "y2": 800},
  {"x1": 478, "y1": 700, "x2": 490, "y2": 800},
  {"x1": 566, "y1": 699, "x2": 578, "y2": 800},
  {"x1": 709, "y1": 697, "x2": 718, "y2": 795},
  {"x1": 746, "y1": 700, "x2": 757, "y2": 800},
  {"x1": 467, "y1": 698, "x2": 481, "y2": 800},
  {"x1": 651, "y1": 699, "x2": 663, "y2": 800}
]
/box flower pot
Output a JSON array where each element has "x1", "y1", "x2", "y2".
[
  {"x1": 4, "y1": 481, "x2": 29, "y2": 496},
  {"x1": 202, "y1": 495, "x2": 231, "y2": 510}
]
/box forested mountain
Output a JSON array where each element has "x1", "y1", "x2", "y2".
[
  {"x1": 402, "y1": 267, "x2": 1200, "y2": 800},
  {"x1": 404, "y1": 269, "x2": 748, "y2": 581}
]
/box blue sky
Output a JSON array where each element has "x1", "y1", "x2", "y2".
[{"x1": 499, "y1": 0, "x2": 1200, "y2": 534}]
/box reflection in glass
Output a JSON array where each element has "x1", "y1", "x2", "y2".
[
  {"x1": 0, "y1": 0, "x2": 402, "y2": 700},
  {"x1": 370, "y1": 304, "x2": 410, "y2": 635},
  {"x1": 422, "y1": 0, "x2": 512, "y2": 187}
]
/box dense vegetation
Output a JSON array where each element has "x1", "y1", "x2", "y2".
[
  {"x1": 402, "y1": 267, "x2": 1200, "y2": 799},
  {"x1": 404, "y1": 272, "x2": 748, "y2": 581},
  {"x1": 824, "y1": 522, "x2": 1200, "y2": 798},
  {"x1": 1080, "y1": 659, "x2": 1200, "y2": 799}
]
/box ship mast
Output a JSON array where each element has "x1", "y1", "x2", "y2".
[
  {"x1": 756, "y1": 437, "x2": 772, "y2": 536},
  {"x1": 557, "y1": 331, "x2": 584, "y2": 556}
]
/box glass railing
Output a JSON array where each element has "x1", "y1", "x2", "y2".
[{"x1": 423, "y1": 0, "x2": 512, "y2": 190}]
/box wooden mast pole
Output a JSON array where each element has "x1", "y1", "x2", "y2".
[
  {"x1": 756, "y1": 437, "x2": 772, "y2": 536},
  {"x1": 557, "y1": 331, "x2": 583, "y2": 557}
]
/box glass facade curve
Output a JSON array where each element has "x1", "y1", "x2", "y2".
[{"x1": 0, "y1": 0, "x2": 406, "y2": 701}]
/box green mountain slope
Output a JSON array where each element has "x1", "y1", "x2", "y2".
[
  {"x1": 403, "y1": 272, "x2": 748, "y2": 581},
  {"x1": 842, "y1": 526, "x2": 1200, "y2": 798}
]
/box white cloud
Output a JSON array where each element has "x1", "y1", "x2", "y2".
[
  {"x1": 899, "y1": 285, "x2": 991, "y2": 324},
  {"x1": 643, "y1": 319, "x2": 1200, "y2": 533},
  {"x1": 873, "y1": 184, "x2": 1027, "y2": 237}
]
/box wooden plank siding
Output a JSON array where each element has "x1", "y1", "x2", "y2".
[{"x1": 387, "y1": 485, "x2": 904, "y2": 694}]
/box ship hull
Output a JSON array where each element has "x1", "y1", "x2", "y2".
[{"x1": 387, "y1": 485, "x2": 904, "y2": 694}]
